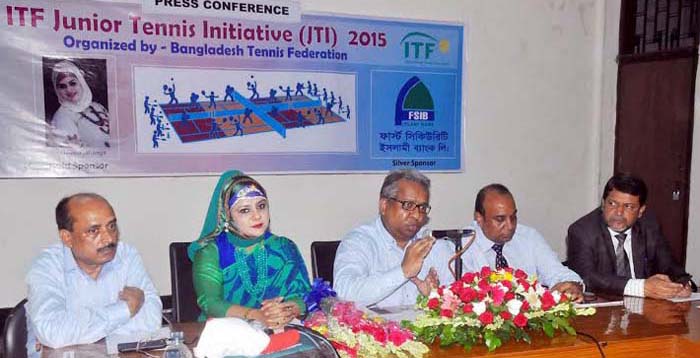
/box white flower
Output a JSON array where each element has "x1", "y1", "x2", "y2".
[
  {"x1": 506, "y1": 299, "x2": 523, "y2": 315},
  {"x1": 524, "y1": 288, "x2": 541, "y2": 309},
  {"x1": 535, "y1": 284, "x2": 546, "y2": 296},
  {"x1": 472, "y1": 301, "x2": 486, "y2": 315},
  {"x1": 551, "y1": 290, "x2": 561, "y2": 303},
  {"x1": 429, "y1": 290, "x2": 440, "y2": 299}
]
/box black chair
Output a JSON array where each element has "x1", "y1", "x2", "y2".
[
  {"x1": 3, "y1": 298, "x2": 28, "y2": 358},
  {"x1": 310, "y1": 241, "x2": 341, "y2": 288},
  {"x1": 169, "y1": 242, "x2": 200, "y2": 322}
]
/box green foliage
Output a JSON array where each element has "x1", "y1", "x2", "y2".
[
  {"x1": 484, "y1": 331, "x2": 502, "y2": 351},
  {"x1": 406, "y1": 322, "x2": 440, "y2": 344},
  {"x1": 557, "y1": 318, "x2": 576, "y2": 336},
  {"x1": 542, "y1": 320, "x2": 554, "y2": 338},
  {"x1": 440, "y1": 325, "x2": 457, "y2": 346}
]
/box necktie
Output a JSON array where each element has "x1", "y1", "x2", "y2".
[
  {"x1": 492, "y1": 243, "x2": 509, "y2": 270},
  {"x1": 615, "y1": 233, "x2": 631, "y2": 278}
]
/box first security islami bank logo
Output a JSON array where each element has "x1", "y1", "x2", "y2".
[
  {"x1": 395, "y1": 76, "x2": 434, "y2": 126},
  {"x1": 400, "y1": 32, "x2": 450, "y2": 63}
]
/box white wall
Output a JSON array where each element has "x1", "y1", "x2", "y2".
[
  {"x1": 0, "y1": 0, "x2": 620, "y2": 307},
  {"x1": 686, "y1": 44, "x2": 700, "y2": 284}
]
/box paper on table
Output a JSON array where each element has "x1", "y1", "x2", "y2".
[
  {"x1": 105, "y1": 326, "x2": 171, "y2": 355},
  {"x1": 574, "y1": 300, "x2": 624, "y2": 308},
  {"x1": 668, "y1": 292, "x2": 700, "y2": 303},
  {"x1": 366, "y1": 305, "x2": 421, "y2": 322}
]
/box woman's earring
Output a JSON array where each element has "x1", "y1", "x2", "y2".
[{"x1": 224, "y1": 222, "x2": 230, "y2": 232}]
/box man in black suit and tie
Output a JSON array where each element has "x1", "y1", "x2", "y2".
[{"x1": 566, "y1": 174, "x2": 694, "y2": 299}]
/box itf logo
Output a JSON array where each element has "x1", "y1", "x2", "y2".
[
  {"x1": 395, "y1": 76, "x2": 434, "y2": 126},
  {"x1": 400, "y1": 32, "x2": 449, "y2": 62}
]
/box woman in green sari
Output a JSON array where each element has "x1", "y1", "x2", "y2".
[{"x1": 188, "y1": 170, "x2": 311, "y2": 328}]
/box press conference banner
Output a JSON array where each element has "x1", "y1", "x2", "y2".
[{"x1": 0, "y1": 0, "x2": 464, "y2": 177}]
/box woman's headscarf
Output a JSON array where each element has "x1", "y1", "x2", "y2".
[
  {"x1": 51, "y1": 60, "x2": 92, "y2": 113},
  {"x1": 188, "y1": 169, "x2": 269, "y2": 259}
]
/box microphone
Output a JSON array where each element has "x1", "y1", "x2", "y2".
[{"x1": 431, "y1": 229, "x2": 474, "y2": 239}]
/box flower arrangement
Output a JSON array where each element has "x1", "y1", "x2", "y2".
[
  {"x1": 405, "y1": 266, "x2": 596, "y2": 351},
  {"x1": 304, "y1": 299, "x2": 430, "y2": 358},
  {"x1": 303, "y1": 278, "x2": 429, "y2": 358}
]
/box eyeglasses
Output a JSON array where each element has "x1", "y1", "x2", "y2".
[
  {"x1": 386, "y1": 197, "x2": 431, "y2": 214},
  {"x1": 603, "y1": 199, "x2": 640, "y2": 212}
]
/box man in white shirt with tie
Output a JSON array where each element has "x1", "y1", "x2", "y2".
[{"x1": 462, "y1": 183, "x2": 584, "y2": 302}]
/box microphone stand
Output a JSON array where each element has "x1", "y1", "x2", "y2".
[{"x1": 432, "y1": 229, "x2": 475, "y2": 280}]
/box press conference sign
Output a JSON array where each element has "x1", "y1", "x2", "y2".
[{"x1": 141, "y1": 0, "x2": 301, "y2": 23}]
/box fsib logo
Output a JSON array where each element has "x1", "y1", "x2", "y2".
[
  {"x1": 400, "y1": 32, "x2": 449, "y2": 62},
  {"x1": 395, "y1": 76, "x2": 435, "y2": 126}
]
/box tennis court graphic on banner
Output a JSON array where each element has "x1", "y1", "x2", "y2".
[{"x1": 0, "y1": 0, "x2": 465, "y2": 177}]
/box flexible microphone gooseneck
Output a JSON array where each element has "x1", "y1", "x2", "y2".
[{"x1": 431, "y1": 229, "x2": 476, "y2": 279}]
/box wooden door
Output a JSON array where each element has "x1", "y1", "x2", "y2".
[{"x1": 615, "y1": 50, "x2": 696, "y2": 265}]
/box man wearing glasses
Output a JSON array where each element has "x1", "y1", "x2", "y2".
[
  {"x1": 25, "y1": 193, "x2": 162, "y2": 354},
  {"x1": 333, "y1": 169, "x2": 455, "y2": 308},
  {"x1": 567, "y1": 174, "x2": 695, "y2": 299}
]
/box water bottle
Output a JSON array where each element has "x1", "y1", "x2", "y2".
[{"x1": 163, "y1": 331, "x2": 193, "y2": 358}]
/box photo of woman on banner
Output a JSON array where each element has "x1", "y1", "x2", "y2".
[{"x1": 43, "y1": 58, "x2": 111, "y2": 148}]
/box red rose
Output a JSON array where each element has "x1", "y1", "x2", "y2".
[
  {"x1": 437, "y1": 287, "x2": 444, "y2": 296},
  {"x1": 541, "y1": 291, "x2": 556, "y2": 310},
  {"x1": 477, "y1": 290, "x2": 488, "y2": 301},
  {"x1": 450, "y1": 283, "x2": 463, "y2": 296},
  {"x1": 513, "y1": 313, "x2": 528, "y2": 327},
  {"x1": 514, "y1": 269, "x2": 528, "y2": 279},
  {"x1": 372, "y1": 329, "x2": 387, "y2": 344},
  {"x1": 459, "y1": 287, "x2": 477, "y2": 302},
  {"x1": 462, "y1": 272, "x2": 476, "y2": 282},
  {"x1": 500, "y1": 311, "x2": 512, "y2": 320},
  {"x1": 521, "y1": 300, "x2": 530, "y2": 311},
  {"x1": 388, "y1": 329, "x2": 408, "y2": 346},
  {"x1": 478, "y1": 279, "x2": 491, "y2": 291},
  {"x1": 504, "y1": 292, "x2": 515, "y2": 301},
  {"x1": 491, "y1": 288, "x2": 506, "y2": 306},
  {"x1": 560, "y1": 294, "x2": 569, "y2": 303},
  {"x1": 478, "y1": 311, "x2": 494, "y2": 325},
  {"x1": 462, "y1": 303, "x2": 473, "y2": 313},
  {"x1": 480, "y1": 266, "x2": 492, "y2": 277},
  {"x1": 440, "y1": 309, "x2": 454, "y2": 318},
  {"x1": 427, "y1": 298, "x2": 440, "y2": 310},
  {"x1": 501, "y1": 280, "x2": 513, "y2": 290}
]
